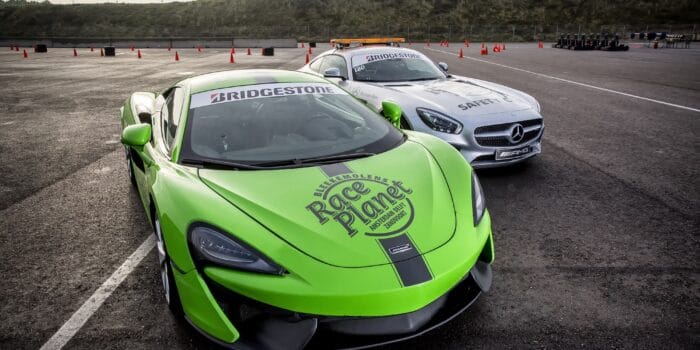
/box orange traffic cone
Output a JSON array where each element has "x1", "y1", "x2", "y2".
[
  {"x1": 465, "y1": 40, "x2": 469, "y2": 47},
  {"x1": 481, "y1": 46, "x2": 488, "y2": 55},
  {"x1": 308, "y1": 46, "x2": 312, "y2": 54},
  {"x1": 137, "y1": 49, "x2": 142, "y2": 58},
  {"x1": 100, "y1": 48, "x2": 104, "y2": 57},
  {"x1": 167, "y1": 46, "x2": 171, "y2": 51},
  {"x1": 301, "y1": 42, "x2": 305, "y2": 48},
  {"x1": 90, "y1": 47, "x2": 94, "y2": 52},
  {"x1": 198, "y1": 46, "x2": 202, "y2": 53},
  {"x1": 459, "y1": 48, "x2": 463, "y2": 59},
  {"x1": 23, "y1": 49, "x2": 27, "y2": 58},
  {"x1": 15, "y1": 46, "x2": 19, "y2": 52},
  {"x1": 231, "y1": 47, "x2": 235, "y2": 54},
  {"x1": 131, "y1": 45, "x2": 134, "y2": 52},
  {"x1": 502, "y1": 43, "x2": 506, "y2": 50},
  {"x1": 305, "y1": 52, "x2": 310, "y2": 64},
  {"x1": 446, "y1": 41, "x2": 449, "y2": 47},
  {"x1": 538, "y1": 40, "x2": 543, "y2": 48},
  {"x1": 247, "y1": 48, "x2": 251, "y2": 55},
  {"x1": 230, "y1": 52, "x2": 235, "y2": 63},
  {"x1": 175, "y1": 51, "x2": 180, "y2": 61},
  {"x1": 73, "y1": 48, "x2": 77, "y2": 57}
]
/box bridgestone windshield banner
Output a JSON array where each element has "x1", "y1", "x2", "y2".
[
  {"x1": 190, "y1": 83, "x2": 345, "y2": 108},
  {"x1": 351, "y1": 52, "x2": 422, "y2": 68}
]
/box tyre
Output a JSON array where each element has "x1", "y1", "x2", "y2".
[
  {"x1": 104, "y1": 46, "x2": 116, "y2": 56},
  {"x1": 262, "y1": 47, "x2": 274, "y2": 56},
  {"x1": 125, "y1": 147, "x2": 137, "y2": 188},
  {"x1": 154, "y1": 218, "x2": 184, "y2": 317}
]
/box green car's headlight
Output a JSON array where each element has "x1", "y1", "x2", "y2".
[
  {"x1": 472, "y1": 172, "x2": 486, "y2": 226},
  {"x1": 416, "y1": 108, "x2": 463, "y2": 134},
  {"x1": 189, "y1": 224, "x2": 284, "y2": 275}
]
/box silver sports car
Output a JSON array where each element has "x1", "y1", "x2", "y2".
[{"x1": 299, "y1": 43, "x2": 544, "y2": 168}]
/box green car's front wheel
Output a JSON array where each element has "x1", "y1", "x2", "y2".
[{"x1": 155, "y1": 218, "x2": 183, "y2": 317}]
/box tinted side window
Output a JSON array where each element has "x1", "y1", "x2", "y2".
[
  {"x1": 321, "y1": 55, "x2": 348, "y2": 78},
  {"x1": 162, "y1": 88, "x2": 181, "y2": 152}
]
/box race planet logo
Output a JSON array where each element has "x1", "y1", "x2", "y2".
[{"x1": 306, "y1": 174, "x2": 414, "y2": 237}]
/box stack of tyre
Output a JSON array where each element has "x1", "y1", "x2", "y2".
[{"x1": 552, "y1": 33, "x2": 629, "y2": 51}]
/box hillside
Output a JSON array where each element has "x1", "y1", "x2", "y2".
[{"x1": 1, "y1": 0, "x2": 698, "y2": 40}]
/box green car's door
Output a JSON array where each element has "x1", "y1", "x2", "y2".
[{"x1": 131, "y1": 87, "x2": 185, "y2": 208}]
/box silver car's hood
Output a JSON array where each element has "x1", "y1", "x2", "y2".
[{"x1": 377, "y1": 77, "x2": 536, "y2": 118}]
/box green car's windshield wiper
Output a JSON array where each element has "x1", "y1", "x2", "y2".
[
  {"x1": 181, "y1": 158, "x2": 266, "y2": 170},
  {"x1": 253, "y1": 152, "x2": 375, "y2": 167},
  {"x1": 182, "y1": 152, "x2": 375, "y2": 170}
]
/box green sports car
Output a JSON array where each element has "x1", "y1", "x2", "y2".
[{"x1": 120, "y1": 69, "x2": 494, "y2": 349}]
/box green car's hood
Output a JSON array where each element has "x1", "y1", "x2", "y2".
[{"x1": 198, "y1": 140, "x2": 456, "y2": 268}]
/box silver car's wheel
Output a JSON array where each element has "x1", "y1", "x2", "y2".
[{"x1": 154, "y1": 218, "x2": 183, "y2": 316}]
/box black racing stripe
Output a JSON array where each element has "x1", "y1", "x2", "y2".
[
  {"x1": 319, "y1": 163, "x2": 352, "y2": 177},
  {"x1": 378, "y1": 234, "x2": 432, "y2": 287}
]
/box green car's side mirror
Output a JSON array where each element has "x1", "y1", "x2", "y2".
[
  {"x1": 381, "y1": 100, "x2": 402, "y2": 129},
  {"x1": 121, "y1": 123, "x2": 152, "y2": 148}
]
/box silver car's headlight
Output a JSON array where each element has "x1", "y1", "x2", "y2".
[
  {"x1": 472, "y1": 172, "x2": 486, "y2": 226},
  {"x1": 189, "y1": 224, "x2": 284, "y2": 275},
  {"x1": 417, "y1": 108, "x2": 463, "y2": 134}
]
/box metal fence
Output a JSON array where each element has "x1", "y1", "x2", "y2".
[
  {"x1": 2, "y1": 24, "x2": 696, "y2": 43},
  {"x1": 296, "y1": 23, "x2": 698, "y2": 42}
]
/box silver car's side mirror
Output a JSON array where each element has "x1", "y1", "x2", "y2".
[
  {"x1": 323, "y1": 67, "x2": 346, "y2": 81},
  {"x1": 438, "y1": 62, "x2": 449, "y2": 72}
]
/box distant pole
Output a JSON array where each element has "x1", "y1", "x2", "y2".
[
  {"x1": 512, "y1": 25, "x2": 515, "y2": 41},
  {"x1": 448, "y1": 24, "x2": 452, "y2": 42},
  {"x1": 407, "y1": 25, "x2": 410, "y2": 42},
  {"x1": 470, "y1": 24, "x2": 473, "y2": 42},
  {"x1": 428, "y1": 24, "x2": 431, "y2": 43},
  {"x1": 556, "y1": 23, "x2": 559, "y2": 38}
]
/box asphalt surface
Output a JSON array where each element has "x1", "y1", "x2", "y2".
[{"x1": 0, "y1": 44, "x2": 698, "y2": 350}]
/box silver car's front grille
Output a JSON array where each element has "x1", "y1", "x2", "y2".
[{"x1": 474, "y1": 119, "x2": 542, "y2": 147}]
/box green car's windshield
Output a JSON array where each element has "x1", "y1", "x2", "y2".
[
  {"x1": 351, "y1": 52, "x2": 445, "y2": 82},
  {"x1": 180, "y1": 82, "x2": 403, "y2": 167}
]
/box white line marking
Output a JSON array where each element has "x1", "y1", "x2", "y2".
[
  {"x1": 425, "y1": 47, "x2": 700, "y2": 113},
  {"x1": 40, "y1": 235, "x2": 155, "y2": 350}
]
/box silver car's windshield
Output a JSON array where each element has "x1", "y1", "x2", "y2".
[
  {"x1": 351, "y1": 52, "x2": 444, "y2": 82},
  {"x1": 180, "y1": 82, "x2": 403, "y2": 166}
]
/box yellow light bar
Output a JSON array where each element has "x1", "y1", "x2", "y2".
[{"x1": 331, "y1": 37, "x2": 406, "y2": 46}]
